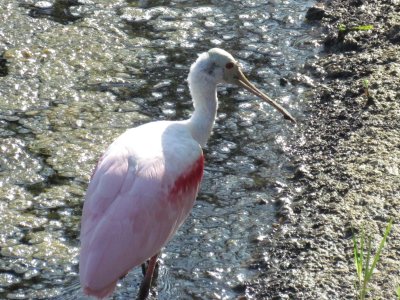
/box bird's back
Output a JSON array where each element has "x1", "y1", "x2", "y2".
[{"x1": 79, "y1": 121, "x2": 203, "y2": 298}]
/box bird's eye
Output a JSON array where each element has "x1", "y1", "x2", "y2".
[{"x1": 225, "y1": 62, "x2": 234, "y2": 69}]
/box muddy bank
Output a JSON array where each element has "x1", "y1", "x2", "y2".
[{"x1": 250, "y1": 0, "x2": 400, "y2": 299}]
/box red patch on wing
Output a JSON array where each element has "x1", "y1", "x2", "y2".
[{"x1": 169, "y1": 155, "x2": 204, "y2": 199}]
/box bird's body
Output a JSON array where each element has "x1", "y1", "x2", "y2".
[
  {"x1": 79, "y1": 121, "x2": 204, "y2": 298},
  {"x1": 79, "y1": 48, "x2": 295, "y2": 299}
]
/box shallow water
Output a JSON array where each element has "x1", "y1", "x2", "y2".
[{"x1": 0, "y1": 0, "x2": 320, "y2": 299}]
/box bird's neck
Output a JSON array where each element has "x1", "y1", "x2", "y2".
[{"x1": 187, "y1": 69, "x2": 218, "y2": 147}]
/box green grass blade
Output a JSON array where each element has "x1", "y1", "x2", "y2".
[
  {"x1": 361, "y1": 236, "x2": 372, "y2": 299},
  {"x1": 352, "y1": 230, "x2": 362, "y2": 281},
  {"x1": 338, "y1": 24, "x2": 347, "y2": 32},
  {"x1": 359, "y1": 228, "x2": 365, "y2": 279},
  {"x1": 352, "y1": 25, "x2": 374, "y2": 31},
  {"x1": 366, "y1": 219, "x2": 393, "y2": 280}
]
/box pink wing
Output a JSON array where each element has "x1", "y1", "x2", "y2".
[{"x1": 79, "y1": 129, "x2": 203, "y2": 298}]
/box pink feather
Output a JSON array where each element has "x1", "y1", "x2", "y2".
[{"x1": 79, "y1": 121, "x2": 204, "y2": 298}]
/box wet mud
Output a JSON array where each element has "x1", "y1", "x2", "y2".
[{"x1": 250, "y1": 0, "x2": 400, "y2": 299}]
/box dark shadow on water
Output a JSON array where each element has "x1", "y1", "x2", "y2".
[
  {"x1": 20, "y1": 0, "x2": 82, "y2": 25},
  {"x1": 0, "y1": 54, "x2": 9, "y2": 77}
]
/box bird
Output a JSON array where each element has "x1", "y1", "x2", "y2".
[{"x1": 79, "y1": 48, "x2": 296, "y2": 299}]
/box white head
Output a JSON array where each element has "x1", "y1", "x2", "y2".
[
  {"x1": 191, "y1": 48, "x2": 296, "y2": 123},
  {"x1": 191, "y1": 48, "x2": 238, "y2": 85}
]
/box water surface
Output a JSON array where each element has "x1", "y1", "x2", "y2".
[{"x1": 0, "y1": 0, "x2": 320, "y2": 298}]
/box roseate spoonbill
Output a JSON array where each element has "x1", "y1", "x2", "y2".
[{"x1": 79, "y1": 48, "x2": 295, "y2": 299}]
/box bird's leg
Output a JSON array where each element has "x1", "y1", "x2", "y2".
[
  {"x1": 140, "y1": 256, "x2": 160, "y2": 282},
  {"x1": 137, "y1": 254, "x2": 158, "y2": 300},
  {"x1": 141, "y1": 262, "x2": 147, "y2": 276}
]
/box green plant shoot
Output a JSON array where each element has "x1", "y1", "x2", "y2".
[
  {"x1": 352, "y1": 25, "x2": 374, "y2": 31},
  {"x1": 352, "y1": 218, "x2": 393, "y2": 300}
]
